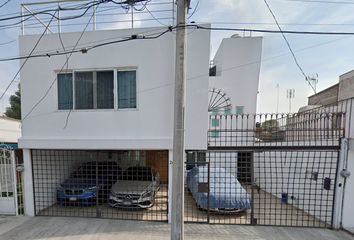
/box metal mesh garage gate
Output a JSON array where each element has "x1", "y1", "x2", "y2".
[
  {"x1": 32, "y1": 150, "x2": 168, "y2": 221},
  {"x1": 193, "y1": 105, "x2": 349, "y2": 227},
  {"x1": 184, "y1": 150, "x2": 338, "y2": 227}
]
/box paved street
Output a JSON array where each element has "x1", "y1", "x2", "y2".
[{"x1": 1, "y1": 216, "x2": 354, "y2": 240}]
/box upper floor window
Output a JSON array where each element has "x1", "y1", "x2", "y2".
[
  {"x1": 57, "y1": 69, "x2": 136, "y2": 110},
  {"x1": 236, "y1": 106, "x2": 244, "y2": 115},
  {"x1": 224, "y1": 107, "x2": 231, "y2": 115}
]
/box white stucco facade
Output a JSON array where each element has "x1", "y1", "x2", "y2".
[
  {"x1": 0, "y1": 116, "x2": 21, "y2": 143},
  {"x1": 18, "y1": 25, "x2": 264, "y2": 218},
  {"x1": 210, "y1": 37, "x2": 263, "y2": 114},
  {"x1": 19, "y1": 26, "x2": 210, "y2": 150}
]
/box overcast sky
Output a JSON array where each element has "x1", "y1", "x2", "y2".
[{"x1": 1, "y1": 0, "x2": 354, "y2": 114}]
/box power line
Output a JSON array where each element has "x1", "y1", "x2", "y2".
[
  {"x1": 196, "y1": 21, "x2": 354, "y2": 27},
  {"x1": 263, "y1": 0, "x2": 306, "y2": 78},
  {"x1": 0, "y1": 0, "x2": 12, "y2": 9},
  {"x1": 22, "y1": 33, "x2": 353, "y2": 121},
  {"x1": 22, "y1": 6, "x2": 99, "y2": 123},
  {"x1": 264, "y1": 0, "x2": 336, "y2": 122},
  {"x1": 1, "y1": 27, "x2": 168, "y2": 61},
  {"x1": 2, "y1": 24, "x2": 354, "y2": 63},
  {"x1": 0, "y1": 11, "x2": 58, "y2": 102},
  {"x1": 0, "y1": 39, "x2": 16, "y2": 46},
  {"x1": 271, "y1": 0, "x2": 354, "y2": 4}
]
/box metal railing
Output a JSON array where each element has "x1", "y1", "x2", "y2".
[
  {"x1": 21, "y1": 0, "x2": 175, "y2": 35},
  {"x1": 208, "y1": 98, "x2": 354, "y2": 148}
]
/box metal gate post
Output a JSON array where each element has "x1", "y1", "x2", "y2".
[
  {"x1": 250, "y1": 152, "x2": 256, "y2": 225},
  {"x1": 10, "y1": 150, "x2": 18, "y2": 216},
  {"x1": 333, "y1": 138, "x2": 349, "y2": 229},
  {"x1": 207, "y1": 157, "x2": 210, "y2": 224}
]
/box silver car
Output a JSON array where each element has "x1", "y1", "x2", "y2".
[{"x1": 108, "y1": 166, "x2": 160, "y2": 208}]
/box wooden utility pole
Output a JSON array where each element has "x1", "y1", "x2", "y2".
[{"x1": 171, "y1": 0, "x2": 189, "y2": 239}]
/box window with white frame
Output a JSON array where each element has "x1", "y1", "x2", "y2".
[{"x1": 57, "y1": 69, "x2": 137, "y2": 110}]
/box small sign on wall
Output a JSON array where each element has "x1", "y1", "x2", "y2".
[{"x1": 324, "y1": 177, "x2": 331, "y2": 190}]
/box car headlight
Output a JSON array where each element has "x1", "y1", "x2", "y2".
[
  {"x1": 86, "y1": 186, "x2": 99, "y2": 191},
  {"x1": 142, "y1": 190, "x2": 152, "y2": 198},
  {"x1": 58, "y1": 185, "x2": 64, "y2": 191}
]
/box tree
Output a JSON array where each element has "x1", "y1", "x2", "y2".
[
  {"x1": 261, "y1": 119, "x2": 279, "y2": 133},
  {"x1": 4, "y1": 83, "x2": 21, "y2": 120}
]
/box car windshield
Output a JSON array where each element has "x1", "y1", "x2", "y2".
[
  {"x1": 120, "y1": 168, "x2": 152, "y2": 181},
  {"x1": 72, "y1": 165, "x2": 114, "y2": 178}
]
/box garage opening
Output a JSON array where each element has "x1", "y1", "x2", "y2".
[
  {"x1": 32, "y1": 150, "x2": 168, "y2": 221},
  {"x1": 184, "y1": 150, "x2": 338, "y2": 227}
]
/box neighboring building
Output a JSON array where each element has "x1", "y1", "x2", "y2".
[
  {"x1": 209, "y1": 36, "x2": 262, "y2": 115},
  {"x1": 0, "y1": 116, "x2": 21, "y2": 147},
  {"x1": 207, "y1": 36, "x2": 263, "y2": 147},
  {"x1": 291, "y1": 70, "x2": 354, "y2": 231},
  {"x1": 0, "y1": 116, "x2": 22, "y2": 216},
  {"x1": 307, "y1": 69, "x2": 354, "y2": 107}
]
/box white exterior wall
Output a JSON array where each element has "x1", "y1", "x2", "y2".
[
  {"x1": 18, "y1": 26, "x2": 210, "y2": 151},
  {"x1": 0, "y1": 117, "x2": 21, "y2": 143},
  {"x1": 254, "y1": 148, "x2": 336, "y2": 225},
  {"x1": 19, "y1": 26, "x2": 210, "y2": 216},
  {"x1": 210, "y1": 37, "x2": 263, "y2": 115},
  {"x1": 342, "y1": 102, "x2": 354, "y2": 229}
]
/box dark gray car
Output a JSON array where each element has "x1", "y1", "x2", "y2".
[{"x1": 108, "y1": 166, "x2": 160, "y2": 208}]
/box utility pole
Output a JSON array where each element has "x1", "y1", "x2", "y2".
[{"x1": 171, "y1": 0, "x2": 189, "y2": 240}]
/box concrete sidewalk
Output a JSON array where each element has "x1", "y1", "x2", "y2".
[{"x1": 1, "y1": 216, "x2": 354, "y2": 240}]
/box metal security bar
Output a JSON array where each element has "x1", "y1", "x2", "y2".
[
  {"x1": 15, "y1": 149, "x2": 25, "y2": 215},
  {"x1": 184, "y1": 151, "x2": 253, "y2": 224},
  {"x1": 0, "y1": 147, "x2": 18, "y2": 215},
  {"x1": 32, "y1": 149, "x2": 168, "y2": 221},
  {"x1": 208, "y1": 98, "x2": 354, "y2": 149},
  {"x1": 253, "y1": 150, "x2": 338, "y2": 227},
  {"x1": 184, "y1": 150, "x2": 338, "y2": 227}
]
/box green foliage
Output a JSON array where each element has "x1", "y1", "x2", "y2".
[
  {"x1": 261, "y1": 119, "x2": 279, "y2": 133},
  {"x1": 4, "y1": 83, "x2": 21, "y2": 120}
]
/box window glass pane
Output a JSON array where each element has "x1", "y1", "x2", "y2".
[
  {"x1": 75, "y1": 72, "x2": 93, "y2": 109},
  {"x1": 97, "y1": 71, "x2": 114, "y2": 109},
  {"x1": 211, "y1": 131, "x2": 219, "y2": 138},
  {"x1": 224, "y1": 107, "x2": 231, "y2": 115},
  {"x1": 236, "y1": 107, "x2": 244, "y2": 114},
  {"x1": 212, "y1": 108, "x2": 219, "y2": 115},
  {"x1": 126, "y1": 152, "x2": 131, "y2": 165},
  {"x1": 186, "y1": 152, "x2": 195, "y2": 170},
  {"x1": 135, "y1": 151, "x2": 140, "y2": 166},
  {"x1": 197, "y1": 152, "x2": 206, "y2": 166},
  {"x1": 57, "y1": 73, "x2": 73, "y2": 110},
  {"x1": 212, "y1": 119, "x2": 219, "y2": 127},
  {"x1": 118, "y1": 71, "x2": 136, "y2": 109}
]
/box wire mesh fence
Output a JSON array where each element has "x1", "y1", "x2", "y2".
[
  {"x1": 184, "y1": 150, "x2": 338, "y2": 227},
  {"x1": 208, "y1": 98, "x2": 354, "y2": 148},
  {"x1": 253, "y1": 150, "x2": 337, "y2": 227},
  {"x1": 0, "y1": 147, "x2": 23, "y2": 216},
  {"x1": 32, "y1": 149, "x2": 168, "y2": 222}
]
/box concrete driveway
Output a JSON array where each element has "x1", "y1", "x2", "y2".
[{"x1": 1, "y1": 216, "x2": 353, "y2": 240}]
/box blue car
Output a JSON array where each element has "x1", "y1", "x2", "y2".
[
  {"x1": 187, "y1": 166, "x2": 252, "y2": 213},
  {"x1": 57, "y1": 161, "x2": 121, "y2": 205}
]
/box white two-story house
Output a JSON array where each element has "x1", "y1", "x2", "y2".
[{"x1": 18, "y1": 21, "x2": 263, "y2": 220}]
